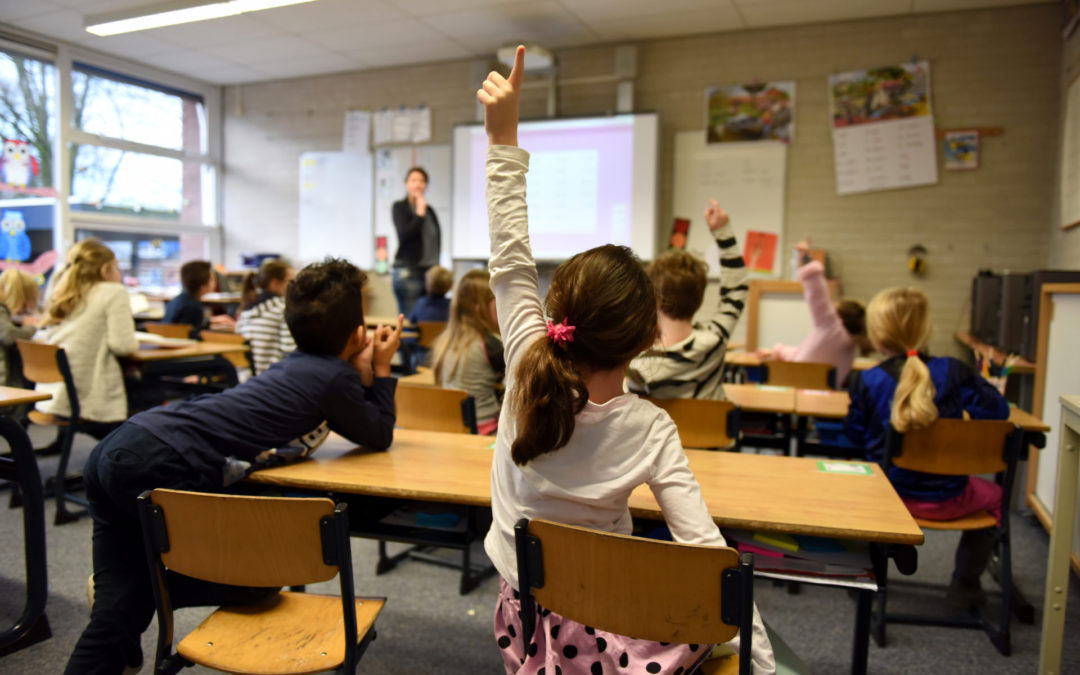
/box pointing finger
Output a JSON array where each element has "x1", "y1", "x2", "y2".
[{"x1": 508, "y1": 45, "x2": 525, "y2": 89}]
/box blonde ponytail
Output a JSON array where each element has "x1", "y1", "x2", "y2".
[
  {"x1": 867, "y1": 287, "x2": 939, "y2": 432},
  {"x1": 43, "y1": 239, "x2": 116, "y2": 326},
  {"x1": 891, "y1": 351, "x2": 938, "y2": 432}
]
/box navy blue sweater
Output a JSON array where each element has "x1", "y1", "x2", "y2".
[
  {"x1": 162, "y1": 291, "x2": 206, "y2": 338},
  {"x1": 844, "y1": 354, "x2": 1008, "y2": 500},
  {"x1": 130, "y1": 350, "x2": 396, "y2": 483}
]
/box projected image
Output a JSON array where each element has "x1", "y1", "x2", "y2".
[{"x1": 453, "y1": 114, "x2": 657, "y2": 261}]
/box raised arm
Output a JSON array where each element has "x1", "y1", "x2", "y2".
[
  {"x1": 705, "y1": 201, "x2": 749, "y2": 341},
  {"x1": 479, "y1": 46, "x2": 546, "y2": 370}
]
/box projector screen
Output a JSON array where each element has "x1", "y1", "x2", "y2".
[{"x1": 451, "y1": 113, "x2": 658, "y2": 262}]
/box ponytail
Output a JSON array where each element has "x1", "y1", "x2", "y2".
[
  {"x1": 241, "y1": 271, "x2": 258, "y2": 308},
  {"x1": 510, "y1": 336, "x2": 588, "y2": 465},
  {"x1": 891, "y1": 351, "x2": 938, "y2": 432}
]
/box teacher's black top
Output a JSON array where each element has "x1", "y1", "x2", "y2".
[{"x1": 392, "y1": 198, "x2": 441, "y2": 268}]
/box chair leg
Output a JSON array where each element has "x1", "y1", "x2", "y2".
[
  {"x1": 872, "y1": 587, "x2": 887, "y2": 648},
  {"x1": 989, "y1": 533, "x2": 1012, "y2": 656},
  {"x1": 53, "y1": 427, "x2": 85, "y2": 525}
]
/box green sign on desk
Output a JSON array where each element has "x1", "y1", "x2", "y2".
[{"x1": 817, "y1": 460, "x2": 873, "y2": 475}]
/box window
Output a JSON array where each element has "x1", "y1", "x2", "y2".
[
  {"x1": 76, "y1": 227, "x2": 210, "y2": 293},
  {"x1": 0, "y1": 47, "x2": 57, "y2": 264}
]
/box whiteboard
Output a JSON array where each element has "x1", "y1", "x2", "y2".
[
  {"x1": 757, "y1": 294, "x2": 815, "y2": 351},
  {"x1": 673, "y1": 131, "x2": 786, "y2": 277},
  {"x1": 373, "y1": 145, "x2": 451, "y2": 269},
  {"x1": 1034, "y1": 292, "x2": 1080, "y2": 565},
  {"x1": 298, "y1": 151, "x2": 373, "y2": 267},
  {"x1": 1061, "y1": 73, "x2": 1080, "y2": 229}
]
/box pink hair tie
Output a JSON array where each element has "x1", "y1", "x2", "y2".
[
  {"x1": 906, "y1": 349, "x2": 919, "y2": 357},
  {"x1": 546, "y1": 318, "x2": 575, "y2": 347}
]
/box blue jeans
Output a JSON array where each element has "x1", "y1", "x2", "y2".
[
  {"x1": 392, "y1": 266, "x2": 427, "y2": 317},
  {"x1": 64, "y1": 424, "x2": 277, "y2": 675}
]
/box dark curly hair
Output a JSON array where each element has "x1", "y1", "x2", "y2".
[{"x1": 285, "y1": 258, "x2": 367, "y2": 356}]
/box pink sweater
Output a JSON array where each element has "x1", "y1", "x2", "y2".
[{"x1": 770, "y1": 261, "x2": 855, "y2": 387}]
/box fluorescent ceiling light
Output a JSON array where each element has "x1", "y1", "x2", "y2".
[{"x1": 85, "y1": 0, "x2": 319, "y2": 37}]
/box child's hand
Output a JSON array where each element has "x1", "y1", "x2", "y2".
[
  {"x1": 755, "y1": 347, "x2": 772, "y2": 359},
  {"x1": 372, "y1": 314, "x2": 404, "y2": 378},
  {"x1": 704, "y1": 200, "x2": 729, "y2": 230},
  {"x1": 209, "y1": 314, "x2": 236, "y2": 330},
  {"x1": 795, "y1": 236, "x2": 811, "y2": 257},
  {"x1": 477, "y1": 45, "x2": 524, "y2": 147},
  {"x1": 351, "y1": 333, "x2": 374, "y2": 387}
]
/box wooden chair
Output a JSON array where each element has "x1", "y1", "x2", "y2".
[
  {"x1": 199, "y1": 330, "x2": 255, "y2": 374},
  {"x1": 145, "y1": 323, "x2": 194, "y2": 339},
  {"x1": 515, "y1": 518, "x2": 755, "y2": 675},
  {"x1": 415, "y1": 321, "x2": 447, "y2": 350},
  {"x1": 644, "y1": 396, "x2": 741, "y2": 450},
  {"x1": 394, "y1": 384, "x2": 477, "y2": 434},
  {"x1": 873, "y1": 418, "x2": 1026, "y2": 656},
  {"x1": 16, "y1": 340, "x2": 90, "y2": 525},
  {"x1": 137, "y1": 489, "x2": 385, "y2": 675},
  {"x1": 761, "y1": 361, "x2": 836, "y2": 390}
]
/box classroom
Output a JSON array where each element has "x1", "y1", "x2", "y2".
[{"x1": 0, "y1": 0, "x2": 1079, "y2": 674}]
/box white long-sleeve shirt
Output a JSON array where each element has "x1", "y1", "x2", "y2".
[
  {"x1": 35, "y1": 282, "x2": 138, "y2": 422},
  {"x1": 482, "y1": 145, "x2": 774, "y2": 674}
]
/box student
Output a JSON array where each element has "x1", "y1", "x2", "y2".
[
  {"x1": 477, "y1": 47, "x2": 774, "y2": 675},
  {"x1": 34, "y1": 239, "x2": 138, "y2": 435},
  {"x1": 408, "y1": 264, "x2": 453, "y2": 325},
  {"x1": 235, "y1": 259, "x2": 296, "y2": 374},
  {"x1": 163, "y1": 260, "x2": 234, "y2": 337},
  {"x1": 626, "y1": 201, "x2": 748, "y2": 400},
  {"x1": 0, "y1": 268, "x2": 39, "y2": 386},
  {"x1": 432, "y1": 268, "x2": 504, "y2": 435},
  {"x1": 845, "y1": 286, "x2": 1008, "y2": 608},
  {"x1": 64, "y1": 258, "x2": 403, "y2": 675},
  {"x1": 756, "y1": 237, "x2": 870, "y2": 386}
]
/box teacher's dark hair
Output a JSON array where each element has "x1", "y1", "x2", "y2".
[{"x1": 405, "y1": 166, "x2": 428, "y2": 183}]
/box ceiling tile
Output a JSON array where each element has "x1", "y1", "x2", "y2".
[
  {"x1": 251, "y1": 0, "x2": 408, "y2": 32},
  {"x1": 76, "y1": 31, "x2": 181, "y2": 59},
  {"x1": 912, "y1": 0, "x2": 1047, "y2": 12},
  {"x1": 305, "y1": 18, "x2": 447, "y2": 51},
  {"x1": 138, "y1": 49, "x2": 241, "y2": 73},
  {"x1": 566, "y1": 0, "x2": 739, "y2": 23},
  {"x1": 386, "y1": 0, "x2": 531, "y2": 15},
  {"x1": 588, "y1": 6, "x2": 745, "y2": 42},
  {"x1": 735, "y1": 0, "x2": 913, "y2": 28},
  {"x1": 204, "y1": 35, "x2": 329, "y2": 62},
  {"x1": 8, "y1": 9, "x2": 89, "y2": 43},
  {"x1": 0, "y1": 0, "x2": 64, "y2": 22},
  {"x1": 196, "y1": 64, "x2": 266, "y2": 85},
  {"x1": 247, "y1": 53, "x2": 363, "y2": 80},
  {"x1": 343, "y1": 39, "x2": 471, "y2": 68},
  {"x1": 141, "y1": 14, "x2": 282, "y2": 48},
  {"x1": 420, "y1": 1, "x2": 597, "y2": 50}
]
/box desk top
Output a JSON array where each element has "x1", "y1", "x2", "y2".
[
  {"x1": 724, "y1": 352, "x2": 880, "y2": 372},
  {"x1": 724, "y1": 383, "x2": 796, "y2": 413},
  {"x1": 793, "y1": 389, "x2": 1050, "y2": 432},
  {"x1": 128, "y1": 341, "x2": 250, "y2": 362},
  {"x1": 0, "y1": 386, "x2": 50, "y2": 407},
  {"x1": 249, "y1": 428, "x2": 924, "y2": 545},
  {"x1": 366, "y1": 315, "x2": 413, "y2": 328},
  {"x1": 953, "y1": 331, "x2": 1036, "y2": 375},
  {"x1": 201, "y1": 292, "x2": 242, "y2": 304},
  {"x1": 400, "y1": 367, "x2": 436, "y2": 387}
]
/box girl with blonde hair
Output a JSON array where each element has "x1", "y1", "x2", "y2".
[
  {"x1": 432, "y1": 268, "x2": 504, "y2": 435},
  {"x1": 845, "y1": 286, "x2": 1009, "y2": 607},
  {"x1": 35, "y1": 238, "x2": 138, "y2": 428},
  {"x1": 0, "y1": 268, "x2": 40, "y2": 385}
]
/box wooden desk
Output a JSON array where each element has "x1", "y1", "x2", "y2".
[
  {"x1": 366, "y1": 315, "x2": 413, "y2": 328},
  {"x1": 128, "y1": 341, "x2": 249, "y2": 363},
  {"x1": 724, "y1": 352, "x2": 880, "y2": 372},
  {"x1": 725, "y1": 383, "x2": 796, "y2": 414},
  {"x1": 954, "y1": 331, "x2": 1036, "y2": 375},
  {"x1": 249, "y1": 428, "x2": 921, "y2": 545},
  {"x1": 249, "y1": 427, "x2": 921, "y2": 675},
  {"x1": 0, "y1": 388, "x2": 52, "y2": 655},
  {"x1": 400, "y1": 367, "x2": 436, "y2": 387},
  {"x1": 201, "y1": 292, "x2": 242, "y2": 305}
]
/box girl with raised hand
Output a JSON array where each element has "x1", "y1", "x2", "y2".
[{"x1": 478, "y1": 46, "x2": 775, "y2": 675}]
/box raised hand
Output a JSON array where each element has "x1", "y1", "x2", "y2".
[
  {"x1": 477, "y1": 45, "x2": 524, "y2": 147},
  {"x1": 415, "y1": 193, "x2": 427, "y2": 217},
  {"x1": 372, "y1": 314, "x2": 405, "y2": 377},
  {"x1": 704, "y1": 199, "x2": 730, "y2": 230},
  {"x1": 795, "y1": 236, "x2": 811, "y2": 256}
]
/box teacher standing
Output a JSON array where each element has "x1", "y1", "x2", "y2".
[{"x1": 391, "y1": 166, "x2": 441, "y2": 316}]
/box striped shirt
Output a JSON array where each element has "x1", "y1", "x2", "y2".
[
  {"x1": 235, "y1": 292, "x2": 295, "y2": 375},
  {"x1": 626, "y1": 226, "x2": 749, "y2": 400}
]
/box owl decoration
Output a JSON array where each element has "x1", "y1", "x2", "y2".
[
  {"x1": 2, "y1": 139, "x2": 39, "y2": 188},
  {"x1": 0, "y1": 210, "x2": 31, "y2": 262}
]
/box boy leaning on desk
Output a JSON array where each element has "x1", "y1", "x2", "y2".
[{"x1": 63, "y1": 258, "x2": 403, "y2": 675}]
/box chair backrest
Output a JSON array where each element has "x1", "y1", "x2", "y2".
[
  {"x1": 886, "y1": 418, "x2": 1020, "y2": 477},
  {"x1": 145, "y1": 323, "x2": 192, "y2": 339},
  {"x1": 16, "y1": 340, "x2": 64, "y2": 384},
  {"x1": 416, "y1": 321, "x2": 447, "y2": 350},
  {"x1": 141, "y1": 489, "x2": 341, "y2": 588},
  {"x1": 199, "y1": 330, "x2": 252, "y2": 371},
  {"x1": 762, "y1": 360, "x2": 836, "y2": 390},
  {"x1": 516, "y1": 519, "x2": 753, "y2": 674},
  {"x1": 395, "y1": 384, "x2": 477, "y2": 434},
  {"x1": 644, "y1": 396, "x2": 739, "y2": 449}
]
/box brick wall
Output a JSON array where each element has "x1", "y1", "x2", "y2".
[{"x1": 223, "y1": 4, "x2": 1061, "y2": 356}]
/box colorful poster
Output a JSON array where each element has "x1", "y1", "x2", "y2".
[
  {"x1": 743, "y1": 230, "x2": 778, "y2": 273},
  {"x1": 943, "y1": 130, "x2": 979, "y2": 171},
  {"x1": 829, "y1": 60, "x2": 937, "y2": 195},
  {"x1": 706, "y1": 81, "x2": 795, "y2": 144}
]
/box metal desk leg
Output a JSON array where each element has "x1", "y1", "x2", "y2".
[
  {"x1": 795, "y1": 414, "x2": 808, "y2": 457},
  {"x1": 852, "y1": 588, "x2": 872, "y2": 675},
  {"x1": 0, "y1": 415, "x2": 52, "y2": 655}
]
